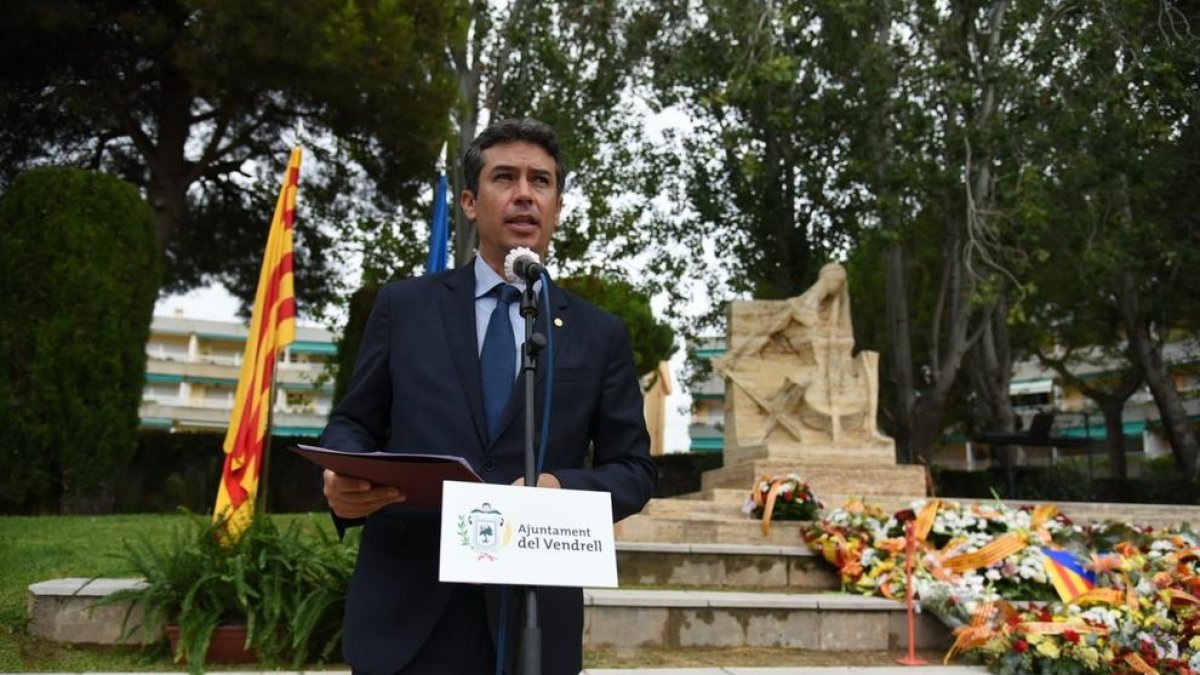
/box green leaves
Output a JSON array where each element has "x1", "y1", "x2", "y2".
[
  {"x1": 0, "y1": 0, "x2": 457, "y2": 315},
  {"x1": 558, "y1": 276, "x2": 677, "y2": 377},
  {"x1": 103, "y1": 512, "x2": 354, "y2": 673},
  {"x1": 0, "y1": 168, "x2": 158, "y2": 512}
]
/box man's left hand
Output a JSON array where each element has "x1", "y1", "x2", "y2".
[{"x1": 512, "y1": 473, "x2": 561, "y2": 488}]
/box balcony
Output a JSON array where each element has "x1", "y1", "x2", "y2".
[
  {"x1": 145, "y1": 352, "x2": 329, "y2": 386},
  {"x1": 139, "y1": 398, "x2": 330, "y2": 433}
]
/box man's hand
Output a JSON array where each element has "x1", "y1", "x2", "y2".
[
  {"x1": 324, "y1": 469, "x2": 406, "y2": 519},
  {"x1": 511, "y1": 473, "x2": 562, "y2": 489}
]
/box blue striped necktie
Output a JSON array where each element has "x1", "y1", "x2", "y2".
[{"x1": 480, "y1": 284, "x2": 522, "y2": 440}]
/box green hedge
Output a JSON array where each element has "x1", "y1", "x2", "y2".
[
  {"x1": 932, "y1": 465, "x2": 1200, "y2": 504},
  {"x1": 115, "y1": 430, "x2": 329, "y2": 514},
  {"x1": 653, "y1": 452, "x2": 724, "y2": 498},
  {"x1": 0, "y1": 168, "x2": 159, "y2": 513}
]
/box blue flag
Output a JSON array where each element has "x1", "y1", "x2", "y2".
[{"x1": 425, "y1": 172, "x2": 449, "y2": 275}]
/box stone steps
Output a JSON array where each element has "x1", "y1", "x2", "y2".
[
  {"x1": 627, "y1": 495, "x2": 1200, "y2": 542},
  {"x1": 616, "y1": 542, "x2": 839, "y2": 591},
  {"x1": 583, "y1": 588, "x2": 949, "y2": 651},
  {"x1": 616, "y1": 512, "x2": 812, "y2": 547},
  {"x1": 33, "y1": 576, "x2": 947, "y2": 654},
  {"x1": 701, "y1": 462, "x2": 926, "y2": 498}
]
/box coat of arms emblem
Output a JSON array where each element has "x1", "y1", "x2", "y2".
[{"x1": 459, "y1": 502, "x2": 506, "y2": 560}]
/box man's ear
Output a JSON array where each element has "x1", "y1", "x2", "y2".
[{"x1": 460, "y1": 189, "x2": 477, "y2": 221}]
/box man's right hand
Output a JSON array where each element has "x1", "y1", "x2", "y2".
[{"x1": 323, "y1": 469, "x2": 406, "y2": 519}]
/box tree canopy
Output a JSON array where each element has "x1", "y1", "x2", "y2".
[{"x1": 0, "y1": 0, "x2": 457, "y2": 315}]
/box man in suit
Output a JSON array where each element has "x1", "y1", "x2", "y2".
[{"x1": 320, "y1": 118, "x2": 657, "y2": 675}]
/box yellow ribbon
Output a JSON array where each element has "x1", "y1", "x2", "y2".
[
  {"x1": 942, "y1": 533, "x2": 1028, "y2": 573},
  {"x1": 1067, "y1": 588, "x2": 1126, "y2": 607},
  {"x1": 1123, "y1": 653, "x2": 1160, "y2": 675},
  {"x1": 913, "y1": 499, "x2": 941, "y2": 542},
  {"x1": 944, "y1": 599, "x2": 999, "y2": 664},
  {"x1": 1015, "y1": 622, "x2": 1106, "y2": 637},
  {"x1": 1029, "y1": 503, "x2": 1058, "y2": 529},
  {"x1": 1165, "y1": 588, "x2": 1200, "y2": 605}
]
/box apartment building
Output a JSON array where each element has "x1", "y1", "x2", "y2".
[
  {"x1": 141, "y1": 312, "x2": 336, "y2": 437},
  {"x1": 688, "y1": 339, "x2": 726, "y2": 453}
]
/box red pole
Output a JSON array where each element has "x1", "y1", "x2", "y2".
[{"x1": 896, "y1": 520, "x2": 927, "y2": 666}]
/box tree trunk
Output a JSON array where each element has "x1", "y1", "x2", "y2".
[
  {"x1": 966, "y1": 297, "x2": 1015, "y2": 435},
  {"x1": 884, "y1": 239, "x2": 915, "y2": 462},
  {"x1": 451, "y1": 114, "x2": 478, "y2": 265},
  {"x1": 449, "y1": 0, "x2": 489, "y2": 266},
  {"x1": 1122, "y1": 290, "x2": 1199, "y2": 476},
  {"x1": 144, "y1": 62, "x2": 194, "y2": 258},
  {"x1": 1033, "y1": 344, "x2": 1141, "y2": 482},
  {"x1": 1097, "y1": 398, "x2": 1127, "y2": 481}
]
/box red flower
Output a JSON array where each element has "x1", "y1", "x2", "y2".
[
  {"x1": 781, "y1": 492, "x2": 793, "y2": 502},
  {"x1": 1013, "y1": 639, "x2": 1029, "y2": 653},
  {"x1": 1063, "y1": 629, "x2": 1080, "y2": 644},
  {"x1": 1038, "y1": 607, "x2": 1054, "y2": 622}
]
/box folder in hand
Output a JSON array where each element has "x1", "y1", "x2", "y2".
[{"x1": 291, "y1": 444, "x2": 482, "y2": 509}]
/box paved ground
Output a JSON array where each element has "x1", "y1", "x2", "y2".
[
  {"x1": 25, "y1": 662, "x2": 984, "y2": 667},
  {"x1": 580, "y1": 662, "x2": 984, "y2": 667}
]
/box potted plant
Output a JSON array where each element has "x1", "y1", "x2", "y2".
[{"x1": 103, "y1": 511, "x2": 354, "y2": 674}]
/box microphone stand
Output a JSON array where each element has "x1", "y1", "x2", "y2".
[{"x1": 518, "y1": 279, "x2": 546, "y2": 675}]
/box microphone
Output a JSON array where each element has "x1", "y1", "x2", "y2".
[{"x1": 503, "y1": 247, "x2": 548, "y2": 284}]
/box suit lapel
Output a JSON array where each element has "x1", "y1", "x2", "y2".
[
  {"x1": 493, "y1": 282, "x2": 570, "y2": 443},
  {"x1": 439, "y1": 263, "x2": 488, "y2": 449}
]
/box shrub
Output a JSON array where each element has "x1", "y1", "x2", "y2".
[{"x1": 0, "y1": 168, "x2": 158, "y2": 512}]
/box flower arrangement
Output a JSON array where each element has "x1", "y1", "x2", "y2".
[
  {"x1": 744, "y1": 473, "x2": 823, "y2": 525},
  {"x1": 804, "y1": 498, "x2": 1200, "y2": 673},
  {"x1": 804, "y1": 498, "x2": 1074, "y2": 600}
]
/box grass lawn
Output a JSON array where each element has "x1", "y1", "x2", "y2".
[{"x1": 0, "y1": 512, "x2": 339, "y2": 672}]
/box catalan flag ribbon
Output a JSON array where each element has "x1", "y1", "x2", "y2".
[
  {"x1": 1041, "y1": 547, "x2": 1096, "y2": 602},
  {"x1": 213, "y1": 147, "x2": 302, "y2": 540}
]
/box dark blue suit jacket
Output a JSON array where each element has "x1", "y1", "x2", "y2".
[{"x1": 320, "y1": 261, "x2": 657, "y2": 675}]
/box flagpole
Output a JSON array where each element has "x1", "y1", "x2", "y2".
[{"x1": 258, "y1": 353, "x2": 282, "y2": 515}]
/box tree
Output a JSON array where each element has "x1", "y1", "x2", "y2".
[
  {"x1": 556, "y1": 276, "x2": 676, "y2": 377},
  {"x1": 445, "y1": 0, "x2": 654, "y2": 274},
  {"x1": 635, "y1": 0, "x2": 848, "y2": 301},
  {"x1": 0, "y1": 168, "x2": 159, "y2": 513},
  {"x1": 0, "y1": 0, "x2": 457, "y2": 314},
  {"x1": 1010, "y1": 0, "x2": 1200, "y2": 476},
  {"x1": 639, "y1": 0, "x2": 1031, "y2": 465}
]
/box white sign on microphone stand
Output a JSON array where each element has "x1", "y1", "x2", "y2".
[{"x1": 439, "y1": 481, "x2": 617, "y2": 588}]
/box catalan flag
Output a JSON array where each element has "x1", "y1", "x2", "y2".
[
  {"x1": 213, "y1": 147, "x2": 302, "y2": 540},
  {"x1": 1040, "y1": 547, "x2": 1096, "y2": 602}
]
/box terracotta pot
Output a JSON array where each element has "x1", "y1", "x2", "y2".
[{"x1": 164, "y1": 624, "x2": 257, "y2": 663}]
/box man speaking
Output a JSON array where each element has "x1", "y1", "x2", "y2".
[{"x1": 320, "y1": 118, "x2": 657, "y2": 675}]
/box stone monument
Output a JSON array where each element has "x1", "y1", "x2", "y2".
[{"x1": 701, "y1": 262, "x2": 925, "y2": 498}]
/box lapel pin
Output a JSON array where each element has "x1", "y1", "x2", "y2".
[{"x1": 553, "y1": 318, "x2": 563, "y2": 327}]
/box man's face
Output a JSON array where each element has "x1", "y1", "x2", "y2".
[{"x1": 461, "y1": 140, "x2": 562, "y2": 270}]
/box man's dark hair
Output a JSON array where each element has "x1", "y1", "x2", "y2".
[{"x1": 463, "y1": 118, "x2": 567, "y2": 196}]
